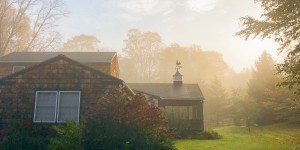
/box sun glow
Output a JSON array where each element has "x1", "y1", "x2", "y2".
[{"x1": 187, "y1": 0, "x2": 217, "y2": 13}]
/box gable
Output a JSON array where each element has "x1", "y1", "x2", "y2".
[
  {"x1": 0, "y1": 54, "x2": 122, "y2": 85},
  {"x1": 0, "y1": 55, "x2": 126, "y2": 125}
]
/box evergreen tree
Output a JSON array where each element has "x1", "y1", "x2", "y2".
[
  {"x1": 205, "y1": 76, "x2": 228, "y2": 127},
  {"x1": 248, "y1": 51, "x2": 291, "y2": 124},
  {"x1": 237, "y1": 0, "x2": 300, "y2": 96}
]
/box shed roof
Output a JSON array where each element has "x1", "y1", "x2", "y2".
[
  {"x1": 0, "y1": 52, "x2": 116, "y2": 63},
  {"x1": 127, "y1": 83, "x2": 204, "y2": 100}
]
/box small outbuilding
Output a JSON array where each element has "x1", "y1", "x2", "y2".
[{"x1": 128, "y1": 63, "x2": 205, "y2": 131}]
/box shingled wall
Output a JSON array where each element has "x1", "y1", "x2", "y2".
[{"x1": 0, "y1": 56, "x2": 123, "y2": 139}]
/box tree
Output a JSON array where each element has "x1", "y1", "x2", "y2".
[
  {"x1": 157, "y1": 44, "x2": 239, "y2": 89},
  {"x1": 59, "y1": 34, "x2": 101, "y2": 52},
  {"x1": 237, "y1": 0, "x2": 300, "y2": 96},
  {"x1": 205, "y1": 76, "x2": 228, "y2": 127},
  {"x1": 247, "y1": 51, "x2": 291, "y2": 124},
  {"x1": 0, "y1": 0, "x2": 67, "y2": 56},
  {"x1": 121, "y1": 29, "x2": 163, "y2": 82},
  {"x1": 228, "y1": 88, "x2": 257, "y2": 131}
]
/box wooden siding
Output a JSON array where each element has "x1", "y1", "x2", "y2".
[
  {"x1": 85, "y1": 63, "x2": 110, "y2": 76},
  {"x1": 0, "y1": 63, "x2": 35, "y2": 78},
  {"x1": 110, "y1": 55, "x2": 120, "y2": 78},
  {"x1": 0, "y1": 61, "x2": 119, "y2": 78},
  {"x1": 0, "y1": 57, "x2": 122, "y2": 133}
]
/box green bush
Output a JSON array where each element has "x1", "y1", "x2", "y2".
[
  {"x1": 192, "y1": 129, "x2": 222, "y2": 140},
  {"x1": 1, "y1": 89, "x2": 176, "y2": 150},
  {"x1": 1, "y1": 120, "x2": 55, "y2": 150},
  {"x1": 81, "y1": 89, "x2": 175, "y2": 150},
  {"x1": 47, "y1": 89, "x2": 175, "y2": 150},
  {"x1": 82, "y1": 118, "x2": 175, "y2": 150},
  {"x1": 47, "y1": 121, "x2": 83, "y2": 150}
]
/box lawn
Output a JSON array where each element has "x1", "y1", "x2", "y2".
[{"x1": 175, "y1": 124, "x2": 300, "y2": 150}]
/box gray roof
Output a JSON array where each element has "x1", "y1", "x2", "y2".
[
  {"x1": 127, "y1": 83, "x2": 204, "y2": 100},
  {"x1": 0, "y1": 52, "x2": 116, "y2": 63}
]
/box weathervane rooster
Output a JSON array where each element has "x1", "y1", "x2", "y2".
[{"x1": 175, "y1": 60, "x2": 182, "y2": 71}]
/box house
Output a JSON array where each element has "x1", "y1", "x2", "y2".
[
  {"x1": 0, "y1": 52, "x2": 204, "y2": 138},
  {"x1": 0, "y1": 53, "x2": 126, "y2": 139},
  {"x1": 0, "y1": 52, "x2": 119, "y2": 78},
  {"x1": 128, "y1": 69, "x2": 205, "y2": 131}
]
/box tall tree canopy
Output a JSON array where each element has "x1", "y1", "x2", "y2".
[
  {"x1": 59, "y1": 34, "x2": 101, "y2": 52},
  {"x1": 157, "y1": 44, "x2": 238, "y2": 88},
  {"x1": 237, "y1": 0, "x2": 300, "y2": 95},
  {"x1": 0, "y1": 0, "x2": 67, "y2": 56},
  {"x1": 121, "y1": 29, "x2": 163, "y2": 82},
  {"x1": 247, "y1": 51, "x2": 292, "y2": 124}
]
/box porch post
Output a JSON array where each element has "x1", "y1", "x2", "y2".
[{"x1": 199, "y1": 101, "x2": 204, "y2": 131}]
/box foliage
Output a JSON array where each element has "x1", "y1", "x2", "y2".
[
  {"x1": 205, "y1": 76, "x2": 228, "y2": 127},
  {"x1": 237, "y1": 0, "x2": 300, "y2": 96},
  {"x1": 228, "y1": 88, "x2": 256, "y2": 129},
  {"x1": 158, "y1": 44, "x2": 232, "y2": 83},
  {"x1": 82, "y1": 88, "x2": 175, "y2": 150},
  {"x1": 247, "y1": 52, "x2": 292, "y2": 124},
  {"x1": 0, "y1": 0, "x2": 67, "y2": 55},
  {"x1": 47, "y1": 121, "x2": 83, "y2": 150},
  {"x1": 59, "y1": 34, "x2": 101, "y2": 52},
  {"x1": 82, "y1": 119, "x2": 174, "y2": 150},
  {"x1": 170, "y1": 129, "x2": 222, "y2": 140},
  {"x1": 191, "y1": 129, "x2": 223, "y2": 140},
  {"x1": 1, "y1": 120, "x2": 55, "y2": 150},
  {"x1": 121, "y1": 28, "x2": 163, "y2": 82}
]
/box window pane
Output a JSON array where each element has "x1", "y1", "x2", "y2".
[
  {"x1": 12, "y1": 66, "x2": 25, "y2": 73},
  {"x1": 57, "y1": 92, "x2": 80, "y2": 122},
  {"x1": 34, "y1": 92, "x2": 57, "y2": 122}
]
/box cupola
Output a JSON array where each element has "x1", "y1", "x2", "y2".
[{"x1": 173, "y1": 61, "x2": 183, "y2": 86}]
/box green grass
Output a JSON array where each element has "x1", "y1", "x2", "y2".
[{"x1": 175, "y1": 124, "x2": 300, "y2": 150}]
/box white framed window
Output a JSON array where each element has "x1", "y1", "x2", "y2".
[
  {"x1": 34, "y1": 91, "x2": 81, "y2": 123},
  {"x1": 12, "y1": 66, "x2": 25, "y2": 73},
  {"x1": 57, "y1": 91, "x2": 81, "y2": 122}
]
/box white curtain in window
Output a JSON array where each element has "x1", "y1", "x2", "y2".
[
  {"x1": 57, "y1": 92, "x2": 80, "y2": 122},
  {"x1": 34, "y1": 92, "x2": 57, "y2": 122}
]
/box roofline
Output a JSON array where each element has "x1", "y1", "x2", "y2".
[
  {"x1": 161, "y1": 98, "x2": 204, "y2": 101},
  {"x1": 0, "y1": 61, "x2": 112, "y2": 63},
  {"x1": 0, "y1": 54, "x2": 123, "y2": 84},
  {"x1": 124, "y1": 84, "x2": 136, "y2": 95},
  {"x1": 127, "y1": 83, "x2": 200, "y2": 85},
  {"x1": 129, "y1": 89, "x2": 204, "y2": 101},
  {"x1": 110, "y1": 53, "x2": 117, "y2": 64},
  {"x1": 130, "y1": 89, "x2": 161, "y2": 99},
  {"x1": 0, "y1": 52, "x2": 117, "y2": 63}
]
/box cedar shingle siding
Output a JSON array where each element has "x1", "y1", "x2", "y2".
[
  {"x1": 0, "y1": 52, "x2": 119, "y2": 78},
  {"x1": 0, "y1": 55, "x2": 123, "y2": 139}
]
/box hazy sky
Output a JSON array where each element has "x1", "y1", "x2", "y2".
[{"x1": 57, "y1": 0, "x2": 280, "y2": 72}]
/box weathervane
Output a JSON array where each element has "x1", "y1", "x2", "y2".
[{"x1": 175, "y1": 60, "x2": 182, "y2": 71}]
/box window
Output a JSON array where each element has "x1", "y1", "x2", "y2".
[
  {"x1": 34, "y1": 91, "x2": 81, "y2": 123},
  {"x1": 12, "y1": 66, "x2": 25, "y2": 73}
]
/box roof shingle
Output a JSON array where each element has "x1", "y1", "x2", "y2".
[{"x1": 127, "y1": 83, "x2": 204, "y2": 100}]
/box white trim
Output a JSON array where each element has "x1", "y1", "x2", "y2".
[
  {"x1": 33, "y1": 91, "x2": 58, "y2": 123},
  {"x1": 57, "y1": 91, "x2": 81, "y2": 123},
  {"x1": 34, "y1": 91, "x2": 81, "y2": 123}
]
